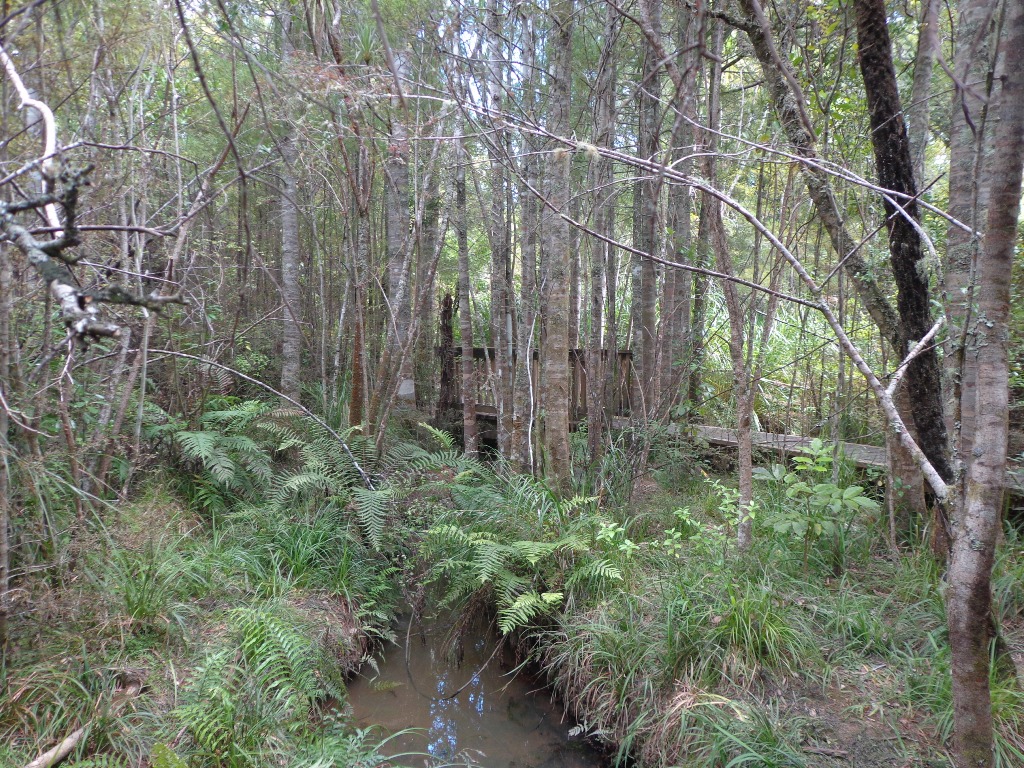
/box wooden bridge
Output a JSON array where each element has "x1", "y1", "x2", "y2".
[{"x1": 437, "y1": 346, "x2": 1024, "y2": 494}]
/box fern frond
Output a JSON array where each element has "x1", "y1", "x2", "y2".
[
  {"x1": 498, "y1": 590, "x2": 563, "y2": 634},
  {"x1": 418, "y1": 422, "x2": 456, "y2": 450},
  {"x1": 351, "y1": 488, "x2": 394, "y2": 549}
]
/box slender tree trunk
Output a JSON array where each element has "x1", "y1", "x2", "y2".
[
  {"x1": 587, "y1": 5, "x2": 619, "y2": 467},
  {"x1": 513, "y1": 12, "x2": 540, "y2": 472},
  {"x1": 485, "y1": 0, "x2": 513, "y2": 458},
  {"x1": 539, "y1": 0, "x2": 574, "y2": 492},
  {"x1": 383, "y1": 51, "x2": 414, "y2": 406},
  {"x1": 635, "y1": 0, "x2": 662, "y2": 415},
  {"x1": 279, "y1": 9, "x2": 303, "y2": 403},
  {"x1": 688, "y1": 22, "x2": 724, "y2": 414},
  {"x1": 417, "y1": 164, "x2": 441, "y2": 413},
  {"x1": 660, "y1": 6, "x2": 697, "y2": 405},
  {"x1": 456, "y1": 121, "x2": 478, "y2": 457},
  {"x1": 854, "y1": 0, "x2": 952, "y2": 487},
  {"x1": 945, "y1": 0, "x2": 1000, "y2": 468},
  {"x1": 349, "y1": 211, "x2": 370, "y2": 428},
  {"x1": 908, "y1": 0, "x2": 940, "y2": 187},
  {"x1": 946, "y1": 4, "x2": 1024, "y2": 765}
]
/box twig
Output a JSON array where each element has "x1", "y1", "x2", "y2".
[{"x1": 803, "y1": 746, "x2": 849, "y2": 758}]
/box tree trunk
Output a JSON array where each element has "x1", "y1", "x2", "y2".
[
  {"x1": 944, "y1": 0, "x2": 1001, "y2": 467},
  {"x1": 688, "y1": 21, "x2": 724, "y2": 416},
  {"x1": 513, "y1": 12, "x2": 540, "y2": 472},
  {"x1": 485, "y1": 0, "x2": 513, "y2": 458},
  {"x1": 349, "y1": 212, "x2": 370, "y2": 428},
  {"x1": 660, "y1": 6, "x2": 698, "y2": 405},
  {"x1": 416, "y1": 165, "x2": 441, "y2": 413},
  {"x1": 456, "y1": 121, "x2": 478, "y2": 457},
  {"x1": 383, "y1": 51, "x2": 414, "y2": 406},
  {"x1": 854, "y1": 0, "x2": 952, "y2": 487},
  {"x1": 437, "y1": 293, "x2": 457, "y2": 419},
  {"x1": 635, "y1": 0, "x2": 662, "y2": 414},
  {"x1": 587, "y1": 5, "x2": 619, "y2": 467},
  {"x1": 279, "y1": 9, "x2": 303, "y2": 403},
  {"x1": 946, "y1": 4, "x2": 1024, "y2": 765},
  {"x1": 908, "y1": 0, "x2": 940, "y2": 187},
  {"x1": 539, "y1": 0, "x2": 574, "y2": 493}
]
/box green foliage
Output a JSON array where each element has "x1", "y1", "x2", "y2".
[
  {"x1": 149, "y1": 744, "x2": 189, "y2": 768},
  {"x1": 351, "y1": 487, "x2": 393, "y2": 550},
  {"x1": 174, "y1": 604, "x2": 344, "y2": 767},
  {"x1": 708, "y1": 581, "x2": 803, "y2": 672},
  {"x1": 754, "y1": 438, "x2": 878, "y2": 571},
  {"x1": 106, "y1": 539, "x2": 193, "y2": 636}
]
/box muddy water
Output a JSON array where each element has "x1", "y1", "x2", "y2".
[{"x1": 346, "y1": 616, "x2": 602, "y2": 768}]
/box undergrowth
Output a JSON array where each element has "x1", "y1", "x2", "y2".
[
  {"x1": 1, "y1": 398, "x2": 411, "y2": 768},
  {"x1": 405, "y1": 435, "x2": 1024, "y2": 768},
  {"x1": 7, "y1": 400, "x2": 1024, "y2": 768}
]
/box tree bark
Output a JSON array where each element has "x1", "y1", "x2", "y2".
[
  {"x1": 279, "y1": 9, "x2": 303, "y2": 403},
  {"x1": 456, "y1": 120, "x2": 478, "y2": 457},
  {"x1": 660, "y1": 5, "x2": 698, "y2": 405},
  {"x1": 854, "y1": 0, "x2": 952, "y2": 486},
  {"x1": 485, "y1": 0, "x2": 513, "y2": 458},
  {"x1": 383, "y1": 51, "x2": 414, "y2": 406},
  {"x1": 513, "y1": 11, "x2": 540, "y2": 473},
  {"x1": 539, "y1": 0, "x2": 574, "y2": 493},
  {"x1": 634, "y1": 0, "x2": 662, "y2": 414},
  {"x1": 946, "y1": 3, "x2": 1024, "y2": 765},
  {"x1": 586, "y1": 5, "x2": 619, "y2": 468},
  {"x1": 416, "y1": 163, "x2": 441, "y2": 413},
  {"x1": 908, "y1": 0, "x2": 940, "y2": 187},
  {"x1": 945, "y1": 0, "x2": 1001, "y2": 467}
]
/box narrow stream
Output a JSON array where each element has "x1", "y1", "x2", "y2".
[{"x1": 346, "y1": 615, "x2": 603, "y2": 768}]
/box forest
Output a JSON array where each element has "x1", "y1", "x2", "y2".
[{"x1": 0, "y1": 0, "x2": 1022, "y2": 766}]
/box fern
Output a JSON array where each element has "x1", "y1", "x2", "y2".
[
  {"x1": 233, "y1": 607, "x2": 324, "y2": 714},
  {"x1": 351, "y1": 487, "x2": 393, "y2": 549},
  {"x1": 175, "y1": 605, "x2": 346, "y2": 766},
  {"x1": 566, "y1": 557, "x2": 625, "y2": 589},
  {"x1": 498, "y1": 591, "x2": 564, "y2": 634},
  {"x1": 418, "y1": 422, "x2": 456, "y2": 450}
]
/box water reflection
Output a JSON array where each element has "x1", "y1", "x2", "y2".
[{"x1": 346, "y1": 616, "x2": 600, "y2": 768}]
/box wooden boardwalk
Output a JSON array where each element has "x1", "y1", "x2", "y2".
[
  {"x1": 448, "y1": 347, "x2": 1023, "y2": 495},
  {"x1": 610, "y1": 419, "x2": 1024, "y2": 495},
  {"x1": 694, "y1": 425, "x2": 886, "y2": 468}
]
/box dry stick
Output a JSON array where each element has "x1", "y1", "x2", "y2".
[{"x1": 22, "y1": 727, "x2": 87, "y2": 768}]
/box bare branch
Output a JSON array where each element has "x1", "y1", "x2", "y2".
[
  {"x1": 0, "y1": 172, "x2": 186, "y2": 341},
  {"x1": 0, "y1": 43, "x2": 62, "y2": 235},
  {"x1": 887, "y1": 316, "x2": 946, "y2": 397}
]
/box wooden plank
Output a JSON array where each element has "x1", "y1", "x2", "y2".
[
  {"x1": 608, "y1": 418, "x2": 1023, "y2": 494},
  {"x1": 694, "y1": 425, "x2": 887, "y2": 468}
]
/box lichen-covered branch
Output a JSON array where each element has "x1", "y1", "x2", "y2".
[{"x1": 0, "y1": 172, "x2": 184, "y2": 341}]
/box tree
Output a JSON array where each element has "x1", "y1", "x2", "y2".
[{"x1": 538, "y1": 0, "x2": 574, "y2": 492}]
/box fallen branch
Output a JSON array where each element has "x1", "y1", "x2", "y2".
[
  {"x1": 22, "y1": 727, "x2": 87, "y2": 768},
  {"x1": 22, "y1": 670, "x2": 144, "y2": 768}
]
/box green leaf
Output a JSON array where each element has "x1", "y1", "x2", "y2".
[{"x1": 150, "y1": 744, "x2": 188, "y2": 768}]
